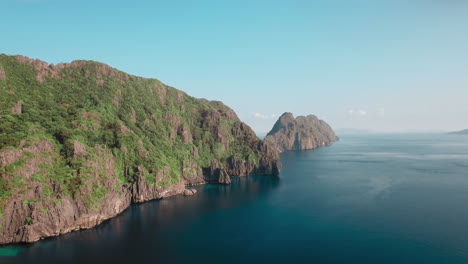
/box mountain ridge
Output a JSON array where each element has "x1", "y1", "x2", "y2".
[
  {"x1": 265, "y1": 112, "x2": 338, "y2": 152},
  {"x1": 0, "y1": 54, "x2": 281, "y2": 244}
]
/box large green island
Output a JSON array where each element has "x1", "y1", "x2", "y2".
[{"x1": 0, "y1": 55, "x2": 281, "y2": 244}]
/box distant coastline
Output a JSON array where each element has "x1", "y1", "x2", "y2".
[{"x1": 448, "y1": 129, "x2": 468, "y2": 135}]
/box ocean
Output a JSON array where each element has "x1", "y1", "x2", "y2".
[{"x1": 3, "y1": 134, "x2": 468, "y2": 263}]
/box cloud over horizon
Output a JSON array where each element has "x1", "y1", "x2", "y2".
[
  {"x1": 348, "y1": 109, "x2": 367, "y2": 117},
  {"x1": 253, "y1": 113, "x2": 277, "y2": 120}
]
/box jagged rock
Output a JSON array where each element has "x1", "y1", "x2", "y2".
[
  {"x1": 96, "y1": 79, "x2": 104, "y2": 87},
  {"x1": 265, "y1": 112, "x2": 338, "y2": 152},
  {"x1": 14, "y1": 55, "x2": 130, "y2": 83},
  {"x1": 131, "y1": 166, "x2": 186, "y2": 203},
  {"x1": 177, "y1": 125, "x2": 193, "y2": 144},
  {"x1": 130, "y1": 108, "x2": 137, "y2": 123},
  {"x1": 183, "y1": 189, "x2": 197, "y2": 196},
  {"x1": 0, "y1": 66, "x2": 5, "y2": 80},
  {"x1": 157, "y1": 84, "x2": 167, "y2": 104},
  {"x1": 203, "y1": 160, "x2": 231, "y2": 184},
  {"x1": 0, "y1": 141, "x2": 132, "y2": 244},
  {"x1": 72, "y1": 140, "x2": 87, "y2": 157},
  {"x1": 11, "y1": 101, "x2": 22, "y2": 114},
  {"x1": 117, "y1": 122, "x2": 132, "y2": 134},
  {"x1": 182, "y1": 161, "x2": 204, "y2": 185},
  {"x1": 218, "y1": 169, "x2": 231, "y2": 184},
  {"x1": 165, "y1": 113, "x2": 180, "y2": 140}
]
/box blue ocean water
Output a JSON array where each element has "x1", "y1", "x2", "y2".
[{"x1": 3, "y1": 134, "x2": 468, "y2": 263}]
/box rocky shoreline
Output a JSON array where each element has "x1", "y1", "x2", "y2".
[{"x1": 0, "y1": 141, "x2": 281, "y2": 245}]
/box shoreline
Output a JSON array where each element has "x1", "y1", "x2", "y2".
[{"x1": 0, "y1": 174, "x2": 269, "y2": 246}]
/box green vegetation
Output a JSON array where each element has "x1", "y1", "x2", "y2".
[
  {"x1": 0, "y1": 178, "x2": 9, "y2": 211},
  {"x1": 24, "y1": 217, "x2": 32, "y2": 225},
  {"x1": 84, "y1": 184, "x2": 109, "y2": 210},
  {"x1": 22, "y1": 199, "x2": 39, "y2": 208},
  {"x1": 0, "y1": 54, "x2": 266, "y2": 213}
]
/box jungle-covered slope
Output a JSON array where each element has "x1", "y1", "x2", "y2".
[{"x1": 0, "y1": 54, "x2": 280, "y2": 244}]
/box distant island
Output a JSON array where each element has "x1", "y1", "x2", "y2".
[
  {"x1": 0, "y1": 54, "x2": 281, "y2": 244},
  {"x1": 449, "y1": 129, "x2": 468, "y2": 135},
  {"x1": 265, "y1": 112, "x2": 338, "y2": 152}
]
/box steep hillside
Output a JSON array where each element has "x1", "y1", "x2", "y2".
[
  {"x1": 265, "y1": 112, "x2": 337, "y2": 152},
  {"x1": 0, "y1": 54, "x2": 281, "y2": 244}
]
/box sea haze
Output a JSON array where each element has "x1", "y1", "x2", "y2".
[{"x1": 3, "y1": 134, "x2": 468, "y2": 264}]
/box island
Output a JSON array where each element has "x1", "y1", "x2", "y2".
[
  {"x1": 449, "y1": 129, "x2": 468, "y2": 135},
  {"x1": 0, "y1": 54, "x2": 281, "y2": 244},
  {"x1": 265, "y1": 112, "x2": 338, "y2": 152}
]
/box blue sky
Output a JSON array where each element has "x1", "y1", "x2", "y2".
[{"x1": 2, "y1": 0, "x2": 468, "y2": 133}]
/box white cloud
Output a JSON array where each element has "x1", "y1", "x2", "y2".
[
  {"x1": 348, "y1": 109, "x2": 367, "y2": 116},
  {"x1": 253, "y1": 113, "x2": 277, "y2": 120}
]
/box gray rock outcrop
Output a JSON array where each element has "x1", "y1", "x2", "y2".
[{"x1": 265, "y1": 112, "x2": 338, "y2": 152}]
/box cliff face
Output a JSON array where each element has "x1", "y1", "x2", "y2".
[
  {"x1": 0, "y1": 54, "x2": 281, "y2": 244},
  {"x1": 265, "y1": 112, "x2": 338, "y2": 152}
]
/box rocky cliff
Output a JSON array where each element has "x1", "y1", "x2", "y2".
[
  {"x1": 0, "y1": 54, "x2": 281, "y2": 244},
  {"x1": 265, "y1": 112, "x2": 338, "y2": 152}
]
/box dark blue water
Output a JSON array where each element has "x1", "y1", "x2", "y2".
[{"x1": 3, "y1": 134, "x2": 468, "y2": 264}]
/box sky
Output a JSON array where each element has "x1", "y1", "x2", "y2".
[{"x1": 2, "y1": 0, "x2": 468, "y2": 133}]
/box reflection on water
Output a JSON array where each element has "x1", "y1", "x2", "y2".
[{"x1": 0, "y1": 247, "x2": 20, "y2": 257}]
